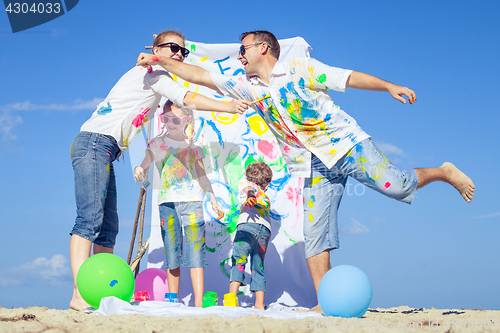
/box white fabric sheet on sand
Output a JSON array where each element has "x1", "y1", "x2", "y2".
[{"x1": 94, "y1": 297, "x2": 323, "y2": 320}]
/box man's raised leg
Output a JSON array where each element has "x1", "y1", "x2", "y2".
[
  {"x1": 415, "y1": 162, "x2": 475, "y2": 202},
  {"x1": 347, "y1": 140, "x2": 474, "y2": 203}
]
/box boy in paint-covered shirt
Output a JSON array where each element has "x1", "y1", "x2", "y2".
[{"x1": 229, "y1": 161, "x2": 273, "y2": 310}]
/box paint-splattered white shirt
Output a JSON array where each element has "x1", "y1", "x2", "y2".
[
  {"x1": 81, "y1": 65, "x2": 188, "y2": 151},
  {"x1": 147, "y1": 135, "x2": 205, "y2": 204},
  {"x1": 211, "y1": 58, "x2": 370, "y2": 177},
  {"x1": 237, "y1": 177, "x2": 272, "y2": 232}
]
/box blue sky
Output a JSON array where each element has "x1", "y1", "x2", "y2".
[{"x1": 1, "y1": 0, "x2": 499, "y2": 310}]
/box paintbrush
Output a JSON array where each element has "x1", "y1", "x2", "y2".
[{"x1": 251, "y1": 94, "x2": 270, "y2": 104}]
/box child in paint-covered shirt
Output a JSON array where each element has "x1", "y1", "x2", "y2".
[
  {"x1": 229, "y1": 161, "x2": 273, "y2": 310},
  {"x1": 134, "y1": 101, "x2": 224, "y2": 307}
]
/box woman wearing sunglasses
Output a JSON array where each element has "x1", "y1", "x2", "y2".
[
  {"x1": 134, "y1": 101, "x2": 224, "y2": 307},
  {"x1": 69, "y1": 30, "x2": 251, "y2": 312}
]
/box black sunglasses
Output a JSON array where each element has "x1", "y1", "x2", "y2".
[
  {"x1": 239, "y1": 42, "x2": 268, "y2": 56},
  {"x1": 157, "y1": 42, "x2": 190, "y2": 58}
]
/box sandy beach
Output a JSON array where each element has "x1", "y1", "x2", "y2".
[{"x1": 1, "y1": 305, "x2": 498, "y2": 332}]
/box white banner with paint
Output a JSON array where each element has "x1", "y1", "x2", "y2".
[{"x1": 132, "y1": 37, "x2": 317, "y2": 307}]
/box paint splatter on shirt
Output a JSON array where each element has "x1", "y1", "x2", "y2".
[
  {"x1": 80, "y1": 65, "x2": 189, "y2": 151},
  {"x1": 211, "y1": 57, "x2": 371, "y2": 177},
  {"x1": 237, "y1": 177, "x2": 271, "y2": 232},
  {"x1": 96, "y1": 102, "x2": 112, "y2": 115},
  {"x1": 148, "y1": 135, "x2": 205, "y2": 204}
]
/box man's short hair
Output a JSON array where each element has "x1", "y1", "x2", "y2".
[
  {"x1": 246, "y1": 161, "x2": 273, "y2": 189},
  {"x1": 239, "y1": 30, "x2": 280, "y2": 59}
]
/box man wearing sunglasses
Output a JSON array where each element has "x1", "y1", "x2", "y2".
[{"x1": 137, "y1": 30, "x2": 475, "y2": 313}]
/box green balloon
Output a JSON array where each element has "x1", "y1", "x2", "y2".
[{"x1": 77, "y1": 253, "x2": 135, "y2": 309}]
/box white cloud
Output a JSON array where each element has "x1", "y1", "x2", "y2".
[
  {"x1": 340, "y1": 218, "x2": 370, "y2": 235},
  {"x1": 0, "y1": 98, "x2": 104, "y2": 112},
  {"x1": 471, "y1": 212, "x2": 500, "y2": 220},
  {"x1": 0, "y1": 255, "x2": 71, "y2": 287},
  {"x1": 0, "y1": 98, "x2": 103, "y2": 143},
  {"x1": 0, "y1": 111, "x2": 23, "y2": 141},
  {"x1": 374, "y1": 141, "x2": 405, "y2": 156}
]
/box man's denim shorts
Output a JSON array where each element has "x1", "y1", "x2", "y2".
[
  {"x1": 303, "y1": 138, "x2": 418, "y2": 258},
  {"x1": 159, "y1": 201, "x2": 206, "y2": 269},
  {"x1": 70, "y1": 131, "x2": 121, "y2": 248}
]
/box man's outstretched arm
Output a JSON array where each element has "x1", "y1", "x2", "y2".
[
  {"x1": 137, "y1": 53, "x2": 221, "y2": 93},
  {"x1": 346, "y1": 71, "x2": 416, "y2": 104}
]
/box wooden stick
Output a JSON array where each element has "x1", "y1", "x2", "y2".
[
  {"x1": 147, "y1": 120, "x2": 151, "y2": 142},
  {"x1": 134, "y1": 190, "x2": 147, "y2": 277},
  {"x1": 130, "y1": 237, "x2": 150, "y2": 271},
  {"x1": 144, "y1": 34, "x2": 156, "y2": 50},
  {"x1": 134, "y1": 122, "x2": 152, "y2": 277},
  {"x1": 127, "y1": 187, "x2": 145, "y2": 265}
]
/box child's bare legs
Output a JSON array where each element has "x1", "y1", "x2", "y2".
[
  {"x1": 415, "y1": 162, "x2": 475, "y2": 203},
  {"x1": 167, "y1": 267, "x2": 180, "y2": 298},
  {"x1": 69, "y1": 235, "x2": 113, "y2": 311},
  {"x1": 190, "y1": 267, "x2": 204, "y2": 307},
  {"x1": 230, "y1": 281, "x2": 265, "y2": 310},
  {"x1": 229, "y1": 281, "x2": 241, "y2": 294},
  {"x1": 166, "y1": 268, "x2": 204, "y2": 306},
  {"x1": 254, "y1": 291, "x2": 265, "y2": 310}
]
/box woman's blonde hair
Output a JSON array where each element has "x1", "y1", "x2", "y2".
[{"x1": 153, "y1": 30, "x2": 185, "y2": 49}]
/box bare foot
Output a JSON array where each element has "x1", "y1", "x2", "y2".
[
  {"x1": 442, "y1": 162, "x2": 475, "y2": 203},
  {"x1": 255, "y1": 303, "x2": 265, "y2": 311},
  {"x1": 70, "y1": 295, "x2": 90, "y2": 312},
  {"x1": 308, "y1": 304, "x2": 324, "y2": 315}
]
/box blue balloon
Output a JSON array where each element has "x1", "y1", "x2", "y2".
[{"x1": 318, "y1": 265, "x2": 372, "y2": 318}]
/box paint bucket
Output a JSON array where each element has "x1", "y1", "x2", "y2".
[
  {"x1": 202, "y1": 291, "x2": 218, "y2": 308},
  {"x1": 134, "y1": 290, "x2": 150, "y2": 301},
  {"x1": 223, "y1": 293, "x2": 238, "y2": 307},
  {"x1": 164, "y1": 292, "x2": 178, "y2": 303}
]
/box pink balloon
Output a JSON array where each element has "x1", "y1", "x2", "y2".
[{"x1": 134, "y1": 268, "x2": 169, "y2": 301}]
